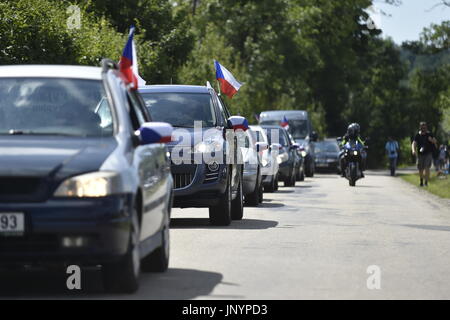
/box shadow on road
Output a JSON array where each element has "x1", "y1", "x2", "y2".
[
  {"x1": 272, "y1": 189, "x2": 294, "y2": 194},
  {"x1": 257, "y1": 202, "x2": 285, "y2": 208},
  {"x1": 170, "y1": 218, "x2": 278, "y2": 230},
  {"x1": 0, "y1": 267, "x2": 223, "y2": 299},
  {"x1": 401, "y1": 224, "x2": 450, "y2": 232}
]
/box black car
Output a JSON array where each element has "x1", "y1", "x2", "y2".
[
  {"x1": 314, "y1": 139, "x2": 341, "y2": 173},
  {"x1": 262, "y1": 125, "x2": 300, "y2": 187},
  {"x1": 139, "y1": 85, "x2": 248, "y2": 226},
  {"x1": 0, "y1": 61, "x2": 174, "y2": 293}
]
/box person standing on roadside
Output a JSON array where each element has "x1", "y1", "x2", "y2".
[
  {"x1": 385, "y1": 136, "x2": 399, "y2": 176},
  {"x1": 411, "y1": 122, "x2": 438, "y2": 187}
]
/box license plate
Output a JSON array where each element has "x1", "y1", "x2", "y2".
[{"x1": 0, "y1": 213, "x2": 25, "y2": 236}]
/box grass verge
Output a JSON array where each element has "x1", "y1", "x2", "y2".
[{"x1": 399, "y1": 172, "x2": 450, "y2": 199}]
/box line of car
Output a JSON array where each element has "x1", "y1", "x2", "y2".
[{"x1": 0, "y1": 61, "x2": 321, "y2": 293}]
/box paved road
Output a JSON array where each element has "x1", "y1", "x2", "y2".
[{"x1": 1, "y1": 171, "x2": 450, "y2": 299}]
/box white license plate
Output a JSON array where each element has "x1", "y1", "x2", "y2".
[{"x1": 0, "y1": 213, "x2": 25, "y2": 236}]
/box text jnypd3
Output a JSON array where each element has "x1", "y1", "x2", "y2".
[{"x1": 182, "y1": 304, "x2": 268, "y2": 317}]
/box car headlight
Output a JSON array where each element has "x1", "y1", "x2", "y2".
[
  {"x1": 54, "y1": 172, "x2": 121, "y2": 198},
  {"x1": 277, "y1": 153, "x2": 289, "y2": 164},
  {"x1": 194, "y1": 140, "x2": 222, "y2": 153}
]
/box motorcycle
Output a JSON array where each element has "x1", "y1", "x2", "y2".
[{"x1": 340, "y1": 138, "x2": 367, "y2": 187}]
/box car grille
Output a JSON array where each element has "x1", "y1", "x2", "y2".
[
  {"x1": 0, "y1": 177, "x2": 48, "y2": 202},
  {"x1": 0, "y1": 234, "x2": 59, "y2": 253},
  {"x1": 203, "y1": 169, "x2": 220, "y2": 183},
  {"x1": 173, "y1": 173, "x2": 194, "y2": 189}
]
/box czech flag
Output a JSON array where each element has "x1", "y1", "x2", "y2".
[
  {"x1": 119, "y1": 26, "x2": 146, "y2": 89},
  {"x1": 214, "y1": 60, "x2": 242, "y2": 99},
  {"x1": 281, "y1": 116, "x2": 289, "y2": 130}
]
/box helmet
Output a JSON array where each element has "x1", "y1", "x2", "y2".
[{"x1": 347, "y1": 123, "x2": 360, "y2": 139}]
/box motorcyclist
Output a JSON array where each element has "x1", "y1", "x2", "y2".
[{"x1": 339, "y1": 123, "x2": 366, "y2": 178}]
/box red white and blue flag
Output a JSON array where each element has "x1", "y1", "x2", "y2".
[
  {"x1": 214, "y1": 60, "x2": 242, "y2": 98},
  {"x1": 119, "y1": 26, "x2": 146, "y2": 89},
  {"x1": 281, "y1": 116, "x2": 289, "y2": 130}
]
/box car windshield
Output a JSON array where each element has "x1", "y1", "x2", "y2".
[
  {"x1": 0, "y1": 78, "x2": 113, "y2": 137},
  {"x1": 265, "y1": 128, "x2": 289, "y2": 147},
  {"x1": 316, "y1": 141, "x2": 340, "y2": 153},
  {"x1": 260, "y1": 119, "x2": 308, "y2": 139},
  {"x1": 141, "y1": 92, "x2": 217, "y2": 128}
]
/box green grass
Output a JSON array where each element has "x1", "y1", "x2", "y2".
[{"x1": 400, "y1": 172, "x2": 450, "y2": 199}]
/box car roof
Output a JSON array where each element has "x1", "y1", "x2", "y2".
[
  {"x1": 249, "y1": 125, "x2": 264, "y2": 131},
  {"x1": 260, "y1": 110, "x2": 308, "y2": 120},
  {"x1": 0, "y1": 65, "x2": 102, "y2": 80},
  {"x1": 139, "y1": 85, "x2": 210, "y2": 94}
]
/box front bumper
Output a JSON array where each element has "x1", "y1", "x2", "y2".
[
  {"x1": 0, "y1": 195, "x2": 133, "y2": 266},
  {"x1": 172, "y1": 163, "x2": 228, "y2": 208}
]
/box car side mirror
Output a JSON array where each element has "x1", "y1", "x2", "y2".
[
  {"x1": 137, "y1": 122, "x2": 173, "y2": 145},
  {"x1": 227, "y1": 116, "x2": 249, "y2": 132},
  {"x1": 256, "y1": 142, "x2": 268, "y2": 152}
]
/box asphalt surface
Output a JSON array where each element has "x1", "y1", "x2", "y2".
[{"x1": 1, "y1": 171, "x2": 450, "y2": 299}]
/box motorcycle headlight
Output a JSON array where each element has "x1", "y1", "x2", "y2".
[
  {"x1": 54, "y1": 172, "x2": 121, "y2": 198},
  {"x1": 261, "y1": 158, "x2": 269, "y2": 167},
  {"x1": 301, "y1": 151, "x2": 307, "y2": 158},
  {"x1": 353, "y1": 151, "x2": 358, "y2": 156}
]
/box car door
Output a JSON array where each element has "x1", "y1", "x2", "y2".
[
  {"x1": 215, "y1": 93, "x2": 239, "y2": 191},
  {"x1": 127, "y1": 90, "x2": 167, "y2": 240}
]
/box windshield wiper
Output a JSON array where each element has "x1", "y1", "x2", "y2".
[{"x1": 5, "y1": 130, "x2": 78, "y2": 137}]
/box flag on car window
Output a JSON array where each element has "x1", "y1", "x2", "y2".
[
  {"x1": 119, "y1": 26, "x2": 146, "y2": 89},
  {"x1": 281, "y1": 116, "x2": 289, "y2": 130},
  {"x1": 214, "y1": 60, "x2": 242, "y2": 98}
]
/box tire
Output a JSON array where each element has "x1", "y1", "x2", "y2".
[
  {"x1": 209, "y1": 170, "x2": 232, "y2": 226},
  {"x1": 258, "y1": 183, "x2": 264, "y2": 204},
  {"x1": 245, "y1": 171, "x2": 261, "y2": 206},
  {"x1": 141, "y1": 202, "x2": 170, "y2": 273},
  {"x1": 299, "y1": 168, "x2": 305, "y2": 181},
  {"x1": 103, "y1": 203, "x2": 141, "y2": 294},
  {"x1": 305, "y1": 158, "x2": 315, "y2": 177},
  {"x1": 264, "y1": 175, "x2": 276, "y2": 193},
  {"x1": 231, "y1": 174, "x2": 244, "y2": 220},
  {"x1": 349, "y1": 179, "x2": 356, "y2": 187},
  {"x1": 284, "y1": 169, "x2": 296, "y2": 187},
  {"x1": 274, "y1": 174, "x2": 279, "y2": 191}
]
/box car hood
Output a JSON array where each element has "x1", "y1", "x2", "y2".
[{"x1": 0, "y1": 136, "x2": 117, "y2": 180}]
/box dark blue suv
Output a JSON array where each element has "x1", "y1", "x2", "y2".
[{"x1": 139, "y1": 85, "x2": 248, "y2": 226}]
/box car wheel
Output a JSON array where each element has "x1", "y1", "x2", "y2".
[
  {"x1": 231, "y1": 173, "x2": 244, "y2": 220},
  {"x1": 284, "y1": 169, "x2": 296, "y2": 187},
  {"x1": 264, "y1": 174, "x2": 276, "y2": 193},
  {"x1": 258, "y1": 183, "x2": 264, "y2": 203},
  {"x1": 103, "y1": 203, "x2": 141, "y2": 293},
  {"x1": 245, "y1": 171, "x2": 260, "y2": 207},
  {"x1": 141, "y1": 204, "x2": 170, "y2": 272},
  {"x1": 209, "y1": 170, "x2": 232, "y2": 226}
]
